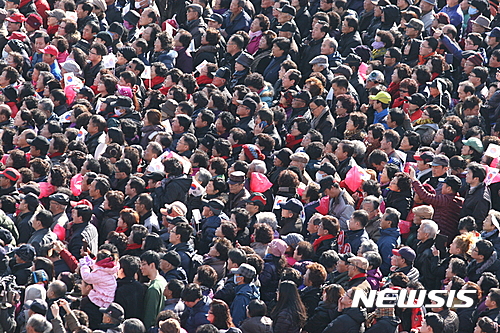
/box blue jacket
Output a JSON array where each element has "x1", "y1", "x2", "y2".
[
  {"x1": 231, "y1": 283, "x2": 260, "y2": 326},
  {"x1": 378, "y1": 227, "x2": 400, "y2": 276},
  {"x1": 181, "y1": 296, "x2": 211, "y2": 333},
  {"x1": 223, "y1": 10, "x2": 251, "y2": 35},
  {"x1": 344, "y1": 228, "x2": 369, "y2": 254},
  {"x1": 374, "y1": 108, "x2": 389, "y2": 129},
  {"x1": 154, "y1": 50, "x2": 177, "y2": 69},
  {"x1": 263, "y1": 54, "x2": 290, "y2": 84},
  {"x1": 439, "y1": 4, "x2": 463, "y2": 27}
]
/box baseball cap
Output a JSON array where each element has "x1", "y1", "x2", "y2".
[
  {"x1": 405, "y1": 93, "x2": 427, "y2": 108},
  {"x1": 99, "y1": 303, "x2": 125, "y2": 322},
  {"x1": 368, "y1": 91, "x2": 391, "y2": 104},
  {"x1": 278, "y1": 198, "x2": 304, "y2": 214},
  {"x1": 202, "y1": 199, "x2": 225, "y2": 216},
  {"x1": 405, "y1": 18, "x2": 424, "y2": 31},
  {"x1": 348, "y1": 256, "x2": 369, "y2": 271},
  {"x1": 392, "y1": 246, "x2": 416, "y2": 262},
  {"x1": 366, "y1": 70, "x2": 385, "y2": 83},
  {"x1": 244, "y1": 193, "x2": 267, "y2": 208},
  {"x1": 235, "y1": 263, "x2": 257, "y2": 279},
  {"x1": 27, "y1": 136, "x2": 49, "y2": 152},
  {"x1": 48, "y1": 193, "x2": 70, "y2": 205},
  {"x1": 227, "y1": 171, "x2": 245, "y2": 185},
  {"x1": 160, "y1": 201, "x2": 187, "y2": 216},
  {"x1": 488, "y1": 27, "x2": 500, "y2": 38},
  {"x1": 294, "y1": 90, "x2": 311, "y2": 104},
  {"x1": 25, "y1": 13, "x2": 42, "y2": 29},
  {"x1": 414, "y1": 152, "x2": 435, "y2": 164},
  {"x1": 319, "y1": 175, "x2": 336, "y2": 193},
  {"x1": 27, "y1": 299, "x2": 48, "y2": 316},
  {"x1": 206, "y1": 13, "x2": 223, "y2": 25},
  {"x1": 143, "y1": 171, "x2": 166, "y2": 182},
  {"x1": 40, "y1": 45, "x2": 59, "y2": 57},
  {"x1": 6, "y1": 12, "x2": 25, "y2": 23},
  {"x1": 462, "y1": 137, "x2": 484, "y2": 153},
  {"x1": 0, "y1": 167, "x2": 20, "y2": 182},
  {"x1": 281, "y1": 233, "x2": 304, "y2": 248},
  {"x1": 440, "y1": 175, "x2": 462, "y2": 192},
  {"x1": 432, "y1": 155, "x2": 450, "y2": 167}
]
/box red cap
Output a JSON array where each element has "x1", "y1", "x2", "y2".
[
  {"x1": 6, "y1": 13, "x2": 26, "y2": 23},
  {"x1": 25, "y1": 14, "x2": 42, "y2": 29},
  {"x1": 40, "y1": 45, "x2": 59, "y2": 57},
  {"x1": 70, "y1": 199, "x2": 93, "y2": 209},
  {"x1": 0, "y1": 167, "x2": 20, "y2": 182},
  {"x1": 8, "y1": 31, "x2": 26, "y2": 41}
]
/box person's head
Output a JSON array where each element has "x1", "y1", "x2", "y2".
[
  {"x1": 304, "y1": 263, "x2": 327, "y2": 287},
  {"x1": 181, "y1": 283, "x2": 203, "y2": 308},
  {"x1": 139, "y1": 250, "x2": 160, "y2": 277},
  {"x1": 122, "y1": 319, "x2": 145, "y2": 333},
  {"x1": 473, "y1": 239, "x2": 496, "y2": 263},
  {"x1": 26, "y1": 314, "x2": 52, "y2": 333},
  {"x1": 169, "y1": 222, "x2": 194, "y2": 245},
  {"x1": 420, "y1": 313, "x2": 444, "y2": 333}
]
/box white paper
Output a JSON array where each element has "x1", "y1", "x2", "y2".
[
  {"x1": 102, "y1": 54, "x2": 117, "y2": 69},
  {"x1": 485, "y1": 143, "x2": 500, "y2": 159},
  {"x1": 273, "y1": 195, "x2": 288, "y2": 210}
]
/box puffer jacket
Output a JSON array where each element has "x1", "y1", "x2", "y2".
[
  {"x1": 231, "y1": 283, "x2": 260, "y2": 326},
  {"x1": 259, "y1": 255, "x2": 282, "y2": 302},
  {"x1": 239, "y1": 316, "x2": 273, "y2": 333},
  {"x1": 272, "y1": 308, "x2": 302, "y2": 333},
  {"x1": 153, "y1": 175, "x2": 193, "y2": 213},
  {"x1": 80, "y1": 259, "x2": 119, "y2": 308},
  {"x1": 300, "y1": 286, "x2": 321, "y2": 319},
  {"x1": 385, "y1": 190, "x2": 413, "y2": 220},
  {"x1": 323, "y1": 307, "x2": 367, "y2": 333},
  {"x1": 303, "y1": 301, "x2": 337, "y2": 333},
  {"x1": 366, "y1": 316, "x2": 400, "y2": 333}
]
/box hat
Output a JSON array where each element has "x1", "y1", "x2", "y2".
[
  {"x1": 47, "y1": 9, "x2": 65, "y2": 21},
  {"x1": 161, "y1": 99, "x2": 178, "y2": 118},
  {"x1": 15, "y1": 244, "x2": 36, "y2": 262},
  {"x1": 27, "y1": 299, "x2": 48, "y2": 316},
  {"x1": 162, "y1": 251, "x2": 181, "y2": 267},
  {"x1": 202, "y1": 199, "x2": 225, "y2": 215},
  {"x1": 92, "y1": 0, "x2": 106, "y2": 12},
  {"x1": 432, "y1": 155, "x2": 450, "y2": 167},
  {"x1": 40, "y1": 45, "x2": 59, "y2": 57},
  {"x1": 206, "y1": 13, "x2": 223, "y2": 25},
  {"x1": 468, "y1": 52, "x2": 484, "y2": 66},
  {"x1": 228, "y1": 171, "x2": 245, "y2": 185},
  {"x1": 6, "y1": 12, "x2": 25, "y2": 23},
  {"x1": 244, "y1": 193, "x2": 267, "y2": 208},
  {"x1": 99, "y1": 303, "x2": 125, "y2": 322},
  {"x1": 110, "y1": 96, "x2": 133, "y2": 108},
  {"x1": 78, "y1": 86, "x2": 95, "y2": 99},
  {"x1": 275, "y1": 148, "x2": 293, "y2": 166},
  {"x1": 277, "y1": 4, "x2": 296, "y2": 16},
  {"x1": 471, "y1": 15, "x2": 491, "y2": 29},
  {"x1": 333, "y1": 65, "x2": 353, "y2": 78},
  {"x1": 309, "y1": 55, "x2": 329, "y2": 66},
  {"x1": 25, "y1": 13, "x2": 42, "y2": 29},
  {"x1": 344, "y1": 53, "x2": 362, "y2": 67},
  {"x1": 19, "y1": 184, "x2": 40, "y2": 197},
  {"x1": 279, "y1": 22, "x2": 296, "y2": 32},
  {"x1": 268, "y1": 239, "x2": 288, "y2": 257},
  {"x1": 0, "y1": 167, "x2": 20, "y2": 182},
  {"x1": 48, "y1": 193, "x2": 70, "y2": 205},
  {"x1": 74, "y1": 39, "x2": 90, "y2": 54},
  {"x1": 319, "y1": 162, "x2": 336, "y2": 175},
  {"x1": 160, "y1": 201, "x2": 188, "y2": 216},
  {"x1": 290, "y1": 152, "x2": 309, "y2": 164},
  {"x1": 117, "y1": 46, "x2": 137, "y2": 62},
  {"x1": 294, "y1": 90, "x2": 311, "y2": 104},
  {"x1": 279, "y1": 198, "x2": 304, "y2": 214},
  {"x1": 369, "y1": 91, "x2": 391, "y2": 104},
  {"x1": 27, "y1": 136, "x2": 49, "y2": 152},
  {"x1": 200, "y1": 133, "x2": 216, "y2": 151},
  {"x1": 0, "y1": 230, "x2": 12, "y2": 246},
  {"x1": 348, "y1": 257, "x2": 369, "y2": 271},
  {"x1": 414, "y1": 152, "x2": 435, "y2": 164},
  {"x1": 367, "y1": 70, "x2": 385, "y2": 83},
  {"x1": 422, "y1": 0, "x2": 436, "y2": 5},
  {"x1": 70, "y1": 199, "x2": 93, "y2": 209},
  {"x1": 424, "y1": 313, "x2": 445, "y2": 333},
  {"x1": 96, "y1": 31, "x2": 113, "y2": 46},
  {"x1": 235, "y1": 52, "x2": 254, "y2": 68},
  {"x1": 187, "y1": 3, "x2": 203, "y2": 16},
  {"x1": 351, "y1": 46, "x2": 370, "y2": 63},
  {"x1": 108, "y1": 22, "x2": 124, "y2": 36},
  {"x1": 123, "y1": 10, "x2": 140, "y2": 26},
  {"x1": 61, "y1": 60, "x2": 81, "y2": 75},
  {"x1": 235, "y1": 263, "x2": 257, "y2": 279},
  {"x1": 31, "y1": 270, "x2": 48, "y2": 284},
  {"x1": 392, "y1": 246, "x2": 416, "y2": 262},
  {"x1": 339, "y1": 252, "x2": 355, "y2": 262},
  {"x1": 405, "y1": 18, "x2": 424, "y2": 31},
  {"x1": 463, "y1": 137, "x2": 484, "y2": 153},
  {"x1": 6, "y1": 0, "x2": 20, "y2": 4},
  {"x1": 405, "y1": 93, "x2": 427, "y2": 107},
  {"x1": 143, "y1": 171, "x2": 166, "y2": 182},
  {"x1": 239, "y1": 98, "x2": 257, "y2": 113},
  {"x1": 214, "y1": 67, "x2": 230, "y2": 81},
  {"x1": 319, "y1": 175, "x2": 336, "y2": 193},
  {"x1": 440, "y1": 175, "x2": 462, "y2": 192},
  {"x1": 282, "y1": 233, "x2": 304, "y2": 248},
  {"x1": 469, "y1": 0, "x2": 489, "y2": 12},
  {"x1": 242, "y1": 144, "x2": 264, "y2": 161},
  {"x1": 434, "y1": 12, "x2": 450, "y2": 24},
  {"x1": 488, "y1": 27, "x2": 500, "y2": 38}
]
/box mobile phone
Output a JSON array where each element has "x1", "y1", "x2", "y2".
[{"x1": 260, "y1": 121, "x2": 268, "y2": 128}]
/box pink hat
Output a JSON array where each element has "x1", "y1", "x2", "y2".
[
  {"x1": 268, "y1": 239, "x2": 288, "y2": 257},
  {"x1": 40, "y1": 45, "x2": 59, "y2": 57}
]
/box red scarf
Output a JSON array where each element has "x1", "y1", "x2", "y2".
[
  {"x1": 47, "y1": 25, "x2": 58, "y2": 36},
  {"x1": 196, "y1": 75, "x2": 213, "y2": 86},
  {"x1": 313, "y1": 234, "x2": 335, "y2": 251},
  {"x1": 418, "y1": 52, "x2": 435, "y2": 65},
  {"x1": 116, "y1": 226, "x2": 128, "y2": 234},
  {"x1": 126, "y1": 243, "x2": 142, "y2": 251},
  {"x1": 349, "y1": 272, "x2": 367, "y2": 281},
  {"x1": 285, "y1": 134, "x2": 302, "y2": 149},
  {"x1": 144, "y1": 76, "x2": 165, "y2": 89}
]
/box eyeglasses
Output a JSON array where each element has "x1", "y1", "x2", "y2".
[
  {"x1": 89, "y1": 51, "x2": 97, "y2": 55},
  {"x1": 399, "y1": 89, "x2": 409, "y2": 93},
  {"x1": 469, "y1": 74, "x2": 477, "y2": 77}
]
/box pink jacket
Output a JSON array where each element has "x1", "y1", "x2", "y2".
[{"x1": 80, "y1": 260, "x2": 119, "y2": 308}]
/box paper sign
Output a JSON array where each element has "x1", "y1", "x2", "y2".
[
  {"x1": 141, "y1": 66, "x2": 151, "y2": 80},
  {"x1": 102, "y1": 54, "x2": 117, "y2": 69},
  {"x1": 273, "y1": 195, "x2": 288, "y2": 210},
  {"x1": 485, "y1": 143, "x2": 500, "y2": 159},
  {"x1": 195, "y1": 60, "x2": 208, "y2": 74},
  {"x1": 76, "y1": 127, "x2": 87, "y2": 142}
]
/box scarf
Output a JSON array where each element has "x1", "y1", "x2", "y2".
[
  {"x1": 249, "y1": 30, "x2": 262, "y2": 39},
  {"x1": 313, "y1": 234, "x2": 335, "y2": 251},
  {"x1": 144, "y1": 76, "x2": 165, "y2": 89},
  {"x1": 414, "y1": 118, "x2": 434, "y2": 126},
  {"x1": 285, "y1": 134, "x2": 303, "y2": 149},
  {"x1": 126, "y1": 243, "x2": 142, "y2": 251},
  {"x1": 418, "y1": 51, "x2": 436, "y2": 65},
  {"x1": 310, "y1": 106, "x2": 329, "y2": 129},
  {"x1": 196, "y1": 75, "x2": 213, "y2": 85},
  {"x1": 116, "y1": 226, "x2": 128, "y2": 234}
]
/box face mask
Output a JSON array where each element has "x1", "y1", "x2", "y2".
[
  {"x1": 316, "y1": 172, "x2": 327, "y2": 182},
  {"x1": 371, "y1": 41, "x2": 385, "y2": 49},
  {"x1": 233, "y1": 275, "x2": 239, "y2": 284},
  {"x1": 469, "y1": 7, "x2": 478, "y2": 15},
  {"x1": 114, "y1": 108, "x2": 123, "y2": 116},
  {"x1": 2, "y1": 50, "x2": 8, "y2": 60}
]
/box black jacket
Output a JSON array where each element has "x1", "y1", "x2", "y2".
[
  {"x1": 153, "y1": 175, "x2": 192, "y2": 213},
  {"x1": 114, "y1": 277, "x2": 147, "y2": 320},
  {"x1": 323, "y1": 307, "x2": 367, "y2": 333},
  {"x1": 338, "y1": 31, "x2": 362, "y2": 57},
  {"x1": 16, "y1": 211, "x2": 34, "y2": 244},
  {"x1": 300, "y1": 286, "x2": 321, "y2": 319},
  {"x1": 366, "y1": 316, "x2": 400, "y2": 333},
  {"x1": 84, "y1": 131, "x2": 105, "y2": 156},
  {"x1": 385, "y1": 190, "x2": 413, "y2": 220},
  {"x1": 414, "y1": 238, "x2": 435, "y2": 288},
  {"x1": 300, "y1": 37, "x2": 323, "y2": 79},
  {"x1": 460, "y1": 182, "x2": 491, "y2": 230},
  {"x1": 303, "y1": 301, "x2": 337, "y2": 333}
]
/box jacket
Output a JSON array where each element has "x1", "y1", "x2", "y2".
[
  {"x1": 272, "y1": 308, "x2": 302, "y2": 333},
  {"x1": 338, "y1": 31, "x2": 362, "y2": 57},
  {"x1": 412, "y1": 180, "x2": 463, "y2": 240},
  {"x1": 98, "y1": 210, "x2": 119, "y2": 245},
  {"x1": 198, "y1": 215, "x2": 223, "y2": 254},
  {"x1": 460, "y1": 183, "x2": 491, "y2": 230},
  {"x1": 414, "y1": 239, "x2": 435, "y2": 289},
  {"x1": 300, "y1": 286, "x2": 321, "y2": 319},
  {"x1": 80, "y1": 260, "x2": 119, "y2": 308},
  {"x1": 185, "y1": 18, "x2": 206, "y2": 48},
  {"x1": 169, "y1": 242, "x2": 194, "y2": 276},
  {"x1": 259, "y1": 255, "x2": 281, "y2": 302},
  {"x1": 366, "y1": 316, "x2": 400, "y2": 333},
  {"x1": 366, "y1": 268, "x2": 383, "y2": 291},
  {"x1": 181, "y1": 296, "x2": 211, "y2": 333},
  {"x1": 151, "y1": 50, "x2": 177, "y2": 69},
  {"x1": 311, "y1": 109, "x2": 336, "y2": 143},
  {"x1": 323, "y1": 307, "x2": 367, "y2": 333},
  {"x1": 300, "y1": 37, "x2": 323, "y2": 78},
  {"x1": 16, "y1": 211, "x2": 35, "y2": 244},
  {"x1": 67, "y1": 221, "x2": 98, "y2": 259},
  {"x1": 239, "y1": 316, "x2": 273, "y2": 333},
  {"x1": 222, "y1": 10, "x2": 251, "y2": 35},
  {"x1": 0, "y1": 210, "x2": 18, "y2": 244},
  {"x1": 154, "y1": 175, "x2": 192, "y2": 213},
  {"x1": 114, "y1": 277, "x2": 146, "y2": 320},
  {"x1": 365, "y1": 215, "x2": 381, "y2": 242},
  {"x1": 263, "y1": 54, "x2": 289, "y2": 84},
  {"x1": 203, "y1": 256, "x2": 226, "y2": 281},
  {"x1": 278, "y1": 217, "x2": 302, "y2": 236},
  {"x1": 326, "y1": 191, "x2": 355, "y2": 231},
  {"x1": 378, "y1": 228, "x2": 400, "y2": 276},
  {"x1": 162, "y1": 267, "x2": 188, "y2": 284},
  {"x1": 226, "y1": 188, "x2": 250, "y2": 214},
  {"x1": 467, "y1": 251, "x2": 500, "y2": 282},
  {"x1": 303, "y1": 301, "x2": 337, "y2": 333},
  {"x1": 28, "y1": 228, "x2": 57, "y2": 255},
  {"x1": 343, "y1": 228, "x2": 369, "y2": 255},
  {"x1": 231, "y1": 283, "x2": 260, "y2": 326},
  {"x1": 385, "y1": 190, "x2": 413, "y2": 220},
  {"x1": 193, "y1": 45, "x2": 220, "y2": 68},
  {"x1": 85, "y1": 131, "x2": 105, "y2": 157}
]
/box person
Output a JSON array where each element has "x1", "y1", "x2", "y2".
[
  {"x1": 229, "y1": 263, "x2": 259, "y2": 326},
  {"x1": 27, "y1": 210, "x2": 57, "y2": 255},
  {"x1": 239, "y1": 299, "x2": 273, "y2": 333},
  {"x1": 322, "y1": 287, "x2": 368, "y2": 333},
  {"x1": 460, "y1": 162, "x2": 492, "y2": 230},
  {"x1": 271, "y1": 280, "x2": 307, "y2": 333},
  {"x1": 140, "y1": 251, "x2": 168, "y2": 329},
  {"x1": 180, "y1": 283, "x2": 211, "y2": 333},
  {"x1": 115, "y1": 255, "x2": 146, "y2": 320}
]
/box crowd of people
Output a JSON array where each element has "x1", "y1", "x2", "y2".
[{"x1": 0, "y1": 0, "x2": 500, "y2": 332}]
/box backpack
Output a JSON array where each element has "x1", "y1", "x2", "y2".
[{"x1": 186, "y1": 251, "x2": 204, "y2": 283}]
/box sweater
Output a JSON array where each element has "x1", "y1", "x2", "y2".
[{"x1": 144, "y1": 275, "x2": 168, "y2": 329}]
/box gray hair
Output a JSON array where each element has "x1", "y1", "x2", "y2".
[
  {"x1": 196, "y1": 167, "x2": 212, "y2": 187},
  {"x1": 38, "y1": 98, "x2": 54, "y2": 114},
  {"x1": 27, "y1": 314, "x2": 52, "y2": 333},
  {"x1": 250, "y1": 159, "x2": 267, "y2": 174},
  {"x1": 362, "y1": 195, "x2": 381, "y2": 210},
  {"x1": 420, "y1": 220, "x2": 439, "y2": 239},
  {"x1": 363, "y1": 251, "x2": 382, "y2": 269},
  {"x1": 256, "y1": 211, "x2": 278, "y2": 230},
  {"x1": 358, "y1": 239, "x2": 378, "y2": 254},
  {"x1": 323, "y1": 37, "x2": 338, "y2": 51},
  {"x1": 352, "y1": 140, "x2": 366, "y2": 158}
]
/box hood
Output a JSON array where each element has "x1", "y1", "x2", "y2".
[
  {"x1": 235, "y1": 283, "x2": 260, "y2": 299},
  {"x1": 367, "y1": 268, "x2": 383, "y2": 280},
  {"x1": 168, "y1": 175, "x2": 193, "y2": 190},
  {"x1": 344, "y1": 307, "x2": 367, "y2": 323},
  {"x1": 380, "y1": 227, "x2": 400, "y2": 238}
]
